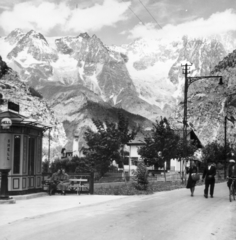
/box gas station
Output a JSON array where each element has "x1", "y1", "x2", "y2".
[{"x1": 0, "y1": 102, "x2": 51, "y2": 200}]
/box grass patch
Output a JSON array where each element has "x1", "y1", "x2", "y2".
[{"x1": 94, "y1": 179, "x2": 227, "y2": 195}]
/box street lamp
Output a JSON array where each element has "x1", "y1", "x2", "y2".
[
  {"x1": 181, "y1": 63, "x2": 223, "y2": 177},
  {"x1": 224, "y1": 115, "x2": 235, "y2": 178}
]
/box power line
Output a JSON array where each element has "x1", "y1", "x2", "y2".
[
  {"x1": 122, "y1": 0, "x2": 145, "y2": 25},
  {"x1": 128, "y1": 6, "x2": 145, "y2": 25},
  {"x1": 138, "y1": 0, "x2": 162, "y2": 29}
]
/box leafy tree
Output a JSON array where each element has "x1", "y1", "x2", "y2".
[
  {"x1": 84, "y1": 119, "x2": 120, "y2": 177},
  {"x1": 175, "y1": 138, "x2": 199, "y2": 161},
  {"x1": 139, "y1": 117, "x2": 197, "y2": 169},
  {"x1": 202, "y1": 140, "x2": 233, "y2": 164},
  {"x1": 83, "y1": 112, "x2": 138, "y2": 177},
  {"x1": 73, "y1": 156, "x2": 94, "y2": 173}
]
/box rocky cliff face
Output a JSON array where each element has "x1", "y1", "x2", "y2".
[
  {"x1": 1, "y1": 28, "x2": 236, "y2": 148},
  {"x1": 0, "y1": 67, "x2": 67, "y2": 160},
  {"x1": 7, "y1": 30, "x2": 58, "y2": 62},
  {"x1": 171, "y1": 38, "x2": 236, "y2": 146},
  {"x1": 4, "y1": 28, "x2": 25, "y2": 45}
]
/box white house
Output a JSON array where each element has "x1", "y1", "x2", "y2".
[{"x1": 124, "y1": 129, "x2": 203, "y2": 175}]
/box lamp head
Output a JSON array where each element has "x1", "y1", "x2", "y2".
[{"x1": 218, "y1": 76, "x2": 223, "y2": 85}]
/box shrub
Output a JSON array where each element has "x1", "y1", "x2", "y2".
[
  {"x1": 108, "y1": 165, "x2": 119, "y2": 172},
  {"x1": 132, "y1": 161, "x2": 149, "y2": 190}
]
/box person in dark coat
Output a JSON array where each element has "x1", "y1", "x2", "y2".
[
  {"x1": 202, "y1": 160, "x2": 216, "y2": 198},
  {"x1": 186, "y1": 160, "x2": 198, "y2": 197},
  {"x1": 48, "y1": 169, "x2": 61, "y2": 195},
  {"x1": 227, "y1": 159, "x2": 236, "y2": 190}
]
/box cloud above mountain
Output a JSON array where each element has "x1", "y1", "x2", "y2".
[
  {"x1": 0, "y1": 0, "x2": 131, "y2": 34},
  {"x1": 126, "y1": 9, "x2": 236, "y2": 42}
]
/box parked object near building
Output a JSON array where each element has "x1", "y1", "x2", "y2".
[{"x1": 0, "y1": 111, "x2": 51, "y2": 196}]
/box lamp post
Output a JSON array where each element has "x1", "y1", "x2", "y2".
[
  {"x1": 224, "y1": 115, "x2": 235, "y2": 179},
  {"x1": 181, "y1": 63, "x2": 223, "y2": 178}
]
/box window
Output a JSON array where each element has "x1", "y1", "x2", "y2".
[
  {"x1": 13, "y1": 135, "x2": 21, "y2": 174},
  {"x1": 28, "y1": 137, "x2": 35, "y2": 175}
]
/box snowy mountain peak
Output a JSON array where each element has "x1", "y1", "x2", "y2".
[
  {"x1": 78, "y1": 32, "x2": 90, "y2": 39},
  {"x1": 5, "y1": 28, "x2": 25, "y2": 45},
  {"x1": 7, "y1": 30, "x2": 58, "y2": 62},
  {"x1": 24, "y1": 30, "x2": 49, "y2": 45}
]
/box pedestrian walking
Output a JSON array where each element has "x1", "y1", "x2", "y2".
[
  {"x1": 202, "y1": 160, "x2": 216, "y2": 198},
  {"x1": 186, "y1": 160, "x2": 199, "y2": 197},
  {"x1": 226, "y1": 159, "x2": 236, "y2": 190}
]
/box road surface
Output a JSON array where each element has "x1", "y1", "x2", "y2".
[{"x1": 0, "y1": 182, "x2": 235, "y2": 240}]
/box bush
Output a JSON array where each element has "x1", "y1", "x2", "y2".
[
  {"x1": 132, "y1": 161, "x2": 149, "y2": 190},
  {"x1": 50, "y1": 156, "x2": 93, "y2": 174},
  {"x1": 94, "y1": 182, "x2": 153, "y2": 195},
  {"x1": 42, "y1": 159, "x2": 50, "y2": 173},
  {"x1": 108, "y1": 165, "x2": 119, "y2": 172}
]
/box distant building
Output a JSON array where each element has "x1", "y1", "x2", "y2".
[
  {"x1": 124, "y1": 129, "x2": 203, "y2": 175},
  {"x1": 63, "y1": 130, "x2": 86, "y2": 159}
]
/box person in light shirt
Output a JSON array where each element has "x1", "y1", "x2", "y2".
[{"x1": 202, "y1": 160, "x2": 216, "y2": 198}]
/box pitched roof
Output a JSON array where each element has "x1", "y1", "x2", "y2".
[
  {"x1": 127, "y1": 129, "x2": 203, "y2": 148},
  {"x1": 0, "y1": 111, "x2": 52, "y2": 130}
]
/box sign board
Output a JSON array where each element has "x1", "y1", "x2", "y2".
[
  {"x1": 8, "y1": 101, "x2": 19, "y2": 113},
  {"x1": 1, "y1": 118, "x2": 12, "y2": 129},
  {"x1": 0, "y1": 134, "x2": 12, "y2": 169}
]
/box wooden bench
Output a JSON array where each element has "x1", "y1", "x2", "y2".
[{"x1": 69, "y1": 178, "x2": 89, "y2": 195}]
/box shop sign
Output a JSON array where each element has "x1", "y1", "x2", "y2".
[
  {"x1": 1, "y1": 118, "x2": 12, "y2": 129},
  {"x1": 0, "y1": 134, "x2": 12, "y2": 169}
]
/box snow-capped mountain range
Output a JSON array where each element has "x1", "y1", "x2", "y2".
[{"x1": 1, "y1": 28, "x2": 236, "y2": 149}]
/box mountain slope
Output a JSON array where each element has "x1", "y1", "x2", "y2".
[
  {"x1": 1, "y1": 29, "x2": 236, "y2": 148},
  {"x1": 0, "y1": 61, "x2": 67, "y2": 158}
]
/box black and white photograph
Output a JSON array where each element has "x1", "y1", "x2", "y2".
[{"x1": 0, "y1": 0, "x2": 236, "y2": 239}]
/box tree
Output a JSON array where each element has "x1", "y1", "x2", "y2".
[
  {"x1": 83, "y1": 112, "x2": 138, "y2": 177},
  {"x1": 139, "y1": 118, "x2": 179, "y2": 168},
  {"x1": 202, "y1": 140, "x2": 233, "y2": 164},
  {"x1": 73, "y1": 156, "x2": 94, "y2": 173},
  {"x1": 138, "y1": 117, "x2": 197, "y2": 169}
]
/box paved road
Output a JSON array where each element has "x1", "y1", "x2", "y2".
[{"x1": 0, "y1": 183, "x2": 235, "y2": 240}]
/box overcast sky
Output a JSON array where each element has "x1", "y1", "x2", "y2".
[{"x1": 0, "y1": 0, "x2": 235, "y2": 45}]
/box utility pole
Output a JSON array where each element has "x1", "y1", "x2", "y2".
[
  {"x1": 48, "y1": 129, "x2": 51, "y2": 173},
  {"x1": 224, "y1": 115, "x2": 236, "y2": 178},
  {"x1": 182, "y1": 63, "x2": 191, "y2": 183},
  {"x1": 181, "y1": 63, "x2": 223, "y2": 180}
]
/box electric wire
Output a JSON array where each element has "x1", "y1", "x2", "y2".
[
  {"x1": 122, "y1": 0, "x2": 145, "y2": 25},
  {"x1": 128, "y1": 6, "x2": 145, "y2": 25},
  {"x1": 137, "y1": 0, "x2": 162, "y2": 29}
]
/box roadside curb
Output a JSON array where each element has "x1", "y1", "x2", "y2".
[
  {"x1": 0, "y1": 199, "x2": 16, "y2": 204},
  {"x1": 11, "y1": 192, "x2": 48, "y2": 200}
]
